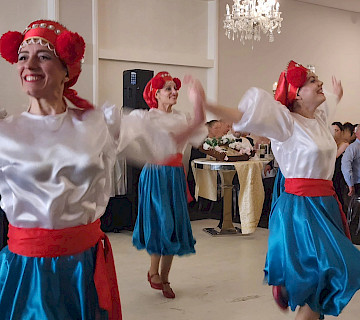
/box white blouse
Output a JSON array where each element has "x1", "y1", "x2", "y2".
[
  {"x1": 233, "y1": 88, "x2": 337, "y2": 180},
  {"x1": 0, "y1": 105, "x2": 179, "y2": 229},
  {"x1": 129, "y1": 108, "x2": 208, "y2": 152}
]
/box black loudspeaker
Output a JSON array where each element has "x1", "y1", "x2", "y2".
[{"x1": 123, "y1": 69, "x2": 154, "y2": 109}]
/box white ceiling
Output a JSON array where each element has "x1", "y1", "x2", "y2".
[{"x1": 294, "y1": 0, "x2": 360, "y2": 13}]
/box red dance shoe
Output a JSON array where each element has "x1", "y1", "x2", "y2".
[
  {"x1": 147, "y1": 272, "x2": 163, "y2": 290},
  {"x1": 272, "y1": 285, "x2": 289, "y2": 311},
  {"x1": 162, "y1": 282, "x2": 175, "y2": 299}
]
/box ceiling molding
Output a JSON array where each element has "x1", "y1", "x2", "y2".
[{"x1": 294, "y1": 0, "x2": 360, "y2": 13}]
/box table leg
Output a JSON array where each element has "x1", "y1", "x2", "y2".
[{"x1": 219, "y1": 170, "x2": 237, "y2": 234}]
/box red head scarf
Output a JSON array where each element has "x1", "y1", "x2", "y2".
[
  {"x1": 0, "y1": 20, "x2": 94, "y2": 110},
  {"x1": 143, "y1": 71, "x2": 181, "y2": 109},
  {"x1": 274, "y1": 60, "x2": 309, "y2": 110}
]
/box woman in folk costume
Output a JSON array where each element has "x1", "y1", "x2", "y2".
[
  {"x1": 186, "y1": 61, "x2": 360, "y2": 319},
  {"x1": 0, "y1": 21, "x2": 205, "y2": 320},
  {"x1": 132, "y1": 72, "x2": 207, "y2": 299}
]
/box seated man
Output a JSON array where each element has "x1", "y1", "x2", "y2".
[{"x1": 227, "y1": 129, "x2": 254, "y2": 147}]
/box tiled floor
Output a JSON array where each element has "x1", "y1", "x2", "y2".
[{"x1": 109, "y1": 219, "x2": 360, "y2": 320}]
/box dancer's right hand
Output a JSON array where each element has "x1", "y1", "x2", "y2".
[{"x1": 184, "y1": 75, "x2": 206, "y2": 125}]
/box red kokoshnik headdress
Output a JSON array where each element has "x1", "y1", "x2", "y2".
[
  {"x1": 274, "y1": 60, "x2": 309, "y2": 110},
  {"x1": 143, "y1": 71, "x2": 181, "y2": 109},
  {"x1": 0, "y1": 20, "x2": 94, "y2": 110}
]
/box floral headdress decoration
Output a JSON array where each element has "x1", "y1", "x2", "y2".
[
  {"x1": 274, "y1": 60, "x2": 309, "y2": 110},
  {"x1": 0, "y1": 19, "x2": 94, "y2": 110},
  {"x1": 143, "y1": 71, "x2": 181, "y2": 109}
]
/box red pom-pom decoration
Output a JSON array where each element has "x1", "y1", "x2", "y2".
[
  {"x1": 55, "y1": 31, "x2": 85, "y2": 65},
  {"x1": 287, "y1": 67, "x2": 307, "y2": 88},
  {"x1": 0, "y1": 31, "x2": 24, "y2": 64},
  {"x1": 173, "y1": 78, "x2": 181, "y2": 90},
  {"x1": 151, "y1": 77, "x2": 165, "y2": 90}
]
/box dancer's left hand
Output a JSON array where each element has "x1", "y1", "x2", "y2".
[
  {"x1": 332, "y1": 76, "x2": 343, "y2": 103},
  {"x1": 184, "y1": 75, "x2": 206, "y2": 125}
]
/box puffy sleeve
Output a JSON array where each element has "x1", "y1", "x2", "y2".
[
  {"x1": 184, "y1": 112, "x2": 208, "y2": 148},
  {"x1": 101, "y1": 103, "x2": 176, "y2": 163},
  {"x1": 232, "y1": 87, "x2": 294, "y2": 142}
]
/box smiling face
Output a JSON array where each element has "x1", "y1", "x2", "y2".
[
  {"x1": 17, "y1": 43, "x2": 68, "y2": 101},
  {"x1": 296, "y1": 72, "x2": 326, "y2": 108},
  {"x1": 155, "y1": 80, "x2": 178, "y2": 111}
]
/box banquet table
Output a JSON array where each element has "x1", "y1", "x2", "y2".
[{"x1": 192, "y1": 157, "x2": 270, "y2": 235}]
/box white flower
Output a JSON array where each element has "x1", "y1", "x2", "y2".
[
  {"x1": 220, "y1": 134, "x2": 236, "y2": 145},
  {"x1": 203, "y1": 143, "x2": 211, "y2": 150},
  {"x1": 244, "y1": 147, "x2": 251, "y2": 155}
]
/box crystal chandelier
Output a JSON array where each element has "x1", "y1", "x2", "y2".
[{"x1": 223, "y1": 0, "x2": 283, "y2": 45}]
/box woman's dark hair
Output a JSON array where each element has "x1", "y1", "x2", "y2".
[
  {"x1": 332, "y1": 122, "x2": 344, "y2": 131},
  {"x1": 343, "y1": 122, "x2": 355, "y2": 133}
]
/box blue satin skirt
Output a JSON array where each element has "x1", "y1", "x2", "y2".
[
  {"x1": 0, "y1": 245, "x2": 108, "y2": 320},
  {"x1": 132, "y1": 164, "x2": 196, "y2": 256},
  {"x1": 265, "y1": 191, "x2": 360, "y2": 317},
  {"x1": 271, "y1": 168, "x2": 285, "y2": 206}
]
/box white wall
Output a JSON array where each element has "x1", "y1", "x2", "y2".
[
  {"x1": 57, "y1": 0, "x2": 95, "y2": 107},
  {"x1": 218, "y1": 0, "x2": 360, "y2": 123},
  {"x1": 98, "y1": 0, "x2": 212, "y2": 115}
]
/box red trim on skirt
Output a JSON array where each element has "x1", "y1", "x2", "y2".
[
  {"x1": 285, "y1": 178, "x2": 351, "y2": 240},
  {"x1": 8, "y1": 219, "x2": 122, "y2": 320}
]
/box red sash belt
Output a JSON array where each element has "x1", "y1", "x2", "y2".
[
  {"x1": 157, "y1": 153, "x2": 183, "y2": 167},
  {"x1": 8, "y1": 219, "x2": 121, "y2": 320},
  {"x1": 156, "y1": 153, "x2": 193, "y2": 203},
  {"x1": 285, "y1": 178, "x2": 351, "y2": 239}
]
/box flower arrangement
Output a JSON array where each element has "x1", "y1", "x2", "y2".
[
  {"x1": 201, "y1": 134, "x2": 254, "y2": 161},
  {"x1": 203, "y1": 134, "x2": 253, "y2": 154}
]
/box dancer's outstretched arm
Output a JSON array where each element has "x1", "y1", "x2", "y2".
[
  {"x1": 172, "y1": 76, "x2": 206, "y2": 146},
  {"x1": 185, "y1": 75, "x2": 243, "y2": 124}
]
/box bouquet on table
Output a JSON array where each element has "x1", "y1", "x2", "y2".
[{"x1": 200, "y1": 133, "x2": 254, "y2": 161}]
